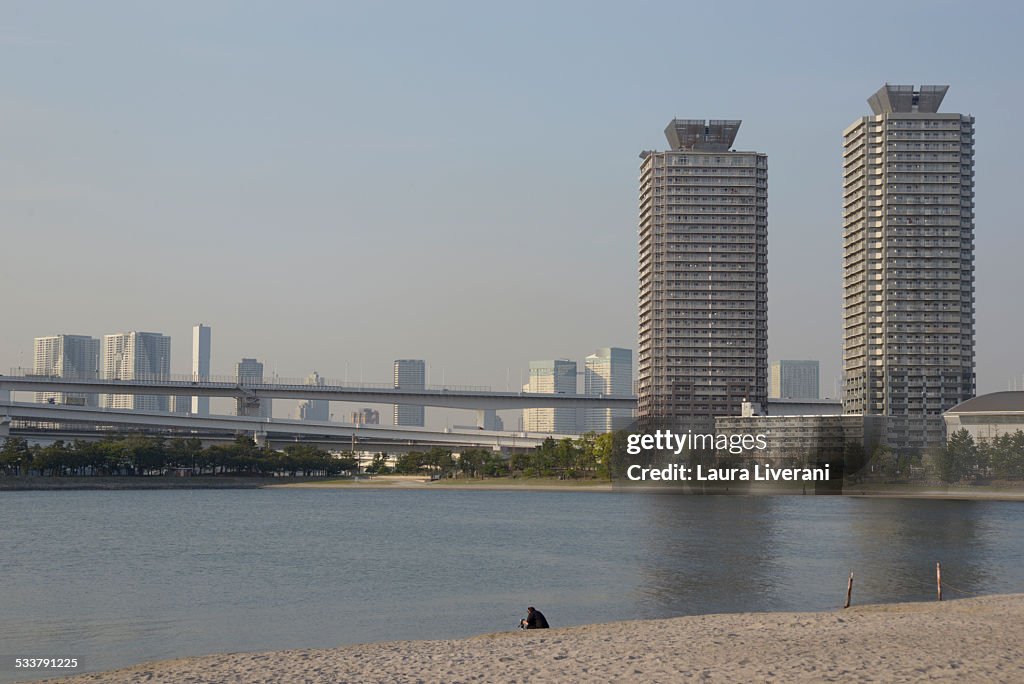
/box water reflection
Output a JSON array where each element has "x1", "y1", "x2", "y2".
[
  {"x1": 633, "y1": 495, "x2": 784, "y2": 617},
  {"x1": 841, "y1": 499, "x2": 995, "y2": 604},
  {"x1": 627, "y1": 496, "x2": 1020, "y2": 617}
]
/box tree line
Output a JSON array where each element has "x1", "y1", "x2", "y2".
[
  {"x1": 364, "y1": 433, "x2": 620, "y2": 479},
  {"x1": 841, "y1": 429, "x2": 1024, "y2": 484},
  {"x1": 0, "y1": 432, "x2": 620, "y2": 480},
  {"x1": 9, "y1": 427, "x2": 1018, "y2": 483},
  {"x1": 0, "y1": 435, "x2": 355, "y2": 477},
  {"x1": 931, "y1": 429, "x2": 1024, "y2": 483}
]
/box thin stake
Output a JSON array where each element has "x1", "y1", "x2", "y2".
[
  {"x1": 845, "y1": 571, "x2": 854, "y2": 609},
  {"x1": 936, "y1": 562, "x2": 942, "y2": 601}
]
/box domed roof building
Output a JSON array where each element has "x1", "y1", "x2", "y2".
[{"x1": 943, "y1": 392, "x2": 1024, "y2": 442}]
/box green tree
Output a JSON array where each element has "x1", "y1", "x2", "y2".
[
  {"x1": 365, "y1": 453, "x2": 391, "y2": 474},
  {"x1": 281, "y1": 444, "x2": 339, "y2": 476},
  {"x1": 573, "y1": 432, "x2": 598, "y2": 476},
  {"x1": 989, "y1": 431, "x2": 1024, "y2": 480},
  {"x1": 394, "y1": 451, "x2": 424, "y2": 474},
  {"x1": 592, "y1": 432, "x2": 616, "y2": 480},
  {"x1": 33, "y1": 441, "x2": 71, "y2": 476},
  {"x1": 933, "y1": 429, "x2": 978, "y2": 483},
  {"x1": 508, "y1": 451, "x2": 530, "y2": 476},
  {"x1": 457, "y1": 448, "x2": 488, "y2": 478},
  {"x1": 481, "y1": 451, "x2": 508, "y2": 477},
  {"x1": 167, "y1": 438, "x2": 203, "y2": 472},
  {"x1": 66, "y1": 440, "x2": 97, "y2": 476},
  {"x1": 1010, "y1": 431, "x2": 1024, "y2": 479},
  {"x1": 554, "y1": 438, "x2": 578, "y2": 477},
  {"x1": 951, "y1": 429, "x2": 980, "y2": 481},
  {"x1": 530, "y1": 437, "x2": 557, "y2": 476},
  {"x1": 421, "y1": 447, "x2": 455, "y2": 477},
  {"x1": 843, "y1": 440, "x2": 866, "y2": 483},
  {"x1": 1, "y1": 437, "x2": 34, "y2": 475},
  {"x1": 113, "y1": 434, "x2": 167, "y2": 475},
  {"x1": 603, "y1": 429, "x2": 639, "y2": 480},
  {"x1": 96, "y1": 439, "x2": 129, "y2": 475},
  {"x1": 869, "y1": 446, "x2": 899, "y2": 481}
]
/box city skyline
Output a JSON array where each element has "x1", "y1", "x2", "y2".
[
  {"x1": 15, "y1": 324, "x2": 634, "y2": 431},
  {"x1": 3, "y1": 3, "x2": 1023, "y2": 405}
]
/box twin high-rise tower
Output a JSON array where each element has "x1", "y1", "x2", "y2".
[
  {"x1": 842, "y1": 85, "x2": 975, "y2": 449},
  {"x1": 639, "y1": 86, "x2": 975, "y2": 450},
  {"x1": 638, "y1": 119, "x2": 768, "y2": 424}
]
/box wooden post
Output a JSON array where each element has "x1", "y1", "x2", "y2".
[
  {"x1": 844, "y1": 571, "x2": 854, "y2": 609},
  {"x1": 936, "y1": 562, "x2": 942, "y2": 601}
]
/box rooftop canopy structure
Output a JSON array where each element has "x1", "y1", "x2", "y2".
[
  {"x1": 867, "y1": 84, "x2": 949, "y2": 114},
  {"x1": 664, "y1": 119, "x2": 741, "y2": 151}
]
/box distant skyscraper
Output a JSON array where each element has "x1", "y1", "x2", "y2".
[
  {"x1": 393, "y1": 359, "x2": 426, "y2": 427},
  {"x1": 770, "y1": 360, "x2": 820, "y2": 400},
  {"x1": 584, "y1": 347, "x2": 633, "y2": 432},
  {"x1": 168, "y1": 396, "x2": 192, "y2": 414},
  {"x1": 191, "y1": 324, "x2": 211, "y2": 415},
  {"x1": 638, "y1": 119, "x2": 768, "y2": 425},
  {"x1": 235, "y1": 358, "x2": 271, "y2": 418},
  {"x1": 296, "y1": 371, "x2": 329, "y2": 422},
  {"x1": 33, "y1": 335, "x2": 100, "y2": 406},
  {"x1": 477, "y1": 409, "x2": 504, "y2": 431},
  {"x1": 351, "y1": 408, "x2": 381, "y2": 425},
  {"x1": 101, "y1": 332, "x2": 171, "y2": 411},
  {"x1": 842, "y1": 85, "x2": 975, "y2": 449},
  {"x1": 522, "y1": 359, "x2": 577, "y2": 434}
]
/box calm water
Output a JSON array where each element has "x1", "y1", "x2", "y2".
[{"x1": 1, "y1": 490, "x2": 1023, "y2": 682}]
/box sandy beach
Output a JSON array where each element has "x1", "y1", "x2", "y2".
[{"x1": 39, "y1": 594, "x2": 1024, "y2": 683}]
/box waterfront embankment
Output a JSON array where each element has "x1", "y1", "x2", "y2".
[
  {"x1": 271, "y1": 475, "x2": 1024, "y2": 499},
  {"x1": 267, "y1": 474, "x2": 614, "y2": 491},
  {"x1": 40, "y1": 594, "x2": 1024, "y2": 683},
  {"x1": 6, "y1": 474, "x2": 1024, "y2": 498},
  {"x1": 0, "y1": 476, "x2": 319, "y2": 491}
]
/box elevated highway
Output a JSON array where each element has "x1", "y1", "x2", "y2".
[
  {"x1": 1, "y1": 372, "x2": 637, "y2": 412},
  {"x1": 0, "y1": 401, "x2": 573, "y2": 452}
]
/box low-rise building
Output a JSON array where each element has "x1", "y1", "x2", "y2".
[
  {"x1": 766, "y1": 398, "x2": 842, "y2": 416},
  {"x1": 943, "y1": 392, "x2": 1024, "y2": 443},
  {"x1": 715, "y1": 409, "x2": 884, "y2": 465}
]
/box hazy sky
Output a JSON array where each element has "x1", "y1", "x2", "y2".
[{"x1": 3, "y1": 1, "x2": 1023, "y2": 424}]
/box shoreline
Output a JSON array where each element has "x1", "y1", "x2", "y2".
[
  {"x1": 38, "y1": 594, "x2": 1024, "y2": 683},
  {"x1": 0, "y1": 476, "x2": 320, "y2": 491},
  {"x1": 4, "y1": 475, "x2": 1024, "y2": 499},
  {"x1": 273, "y1": 476, "x2": 1024, "y2": 500},
  {"x1": 267, "y1": 475, "x2": 615, "y2": 492}
]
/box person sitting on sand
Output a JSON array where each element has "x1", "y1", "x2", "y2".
[{"x1": 520, "y1": 606, "x2": 549, "y2": 629}]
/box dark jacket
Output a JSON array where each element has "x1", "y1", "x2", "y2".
[{"x1": 526, "y1": 609, "x2": 549, "y2": 629}]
